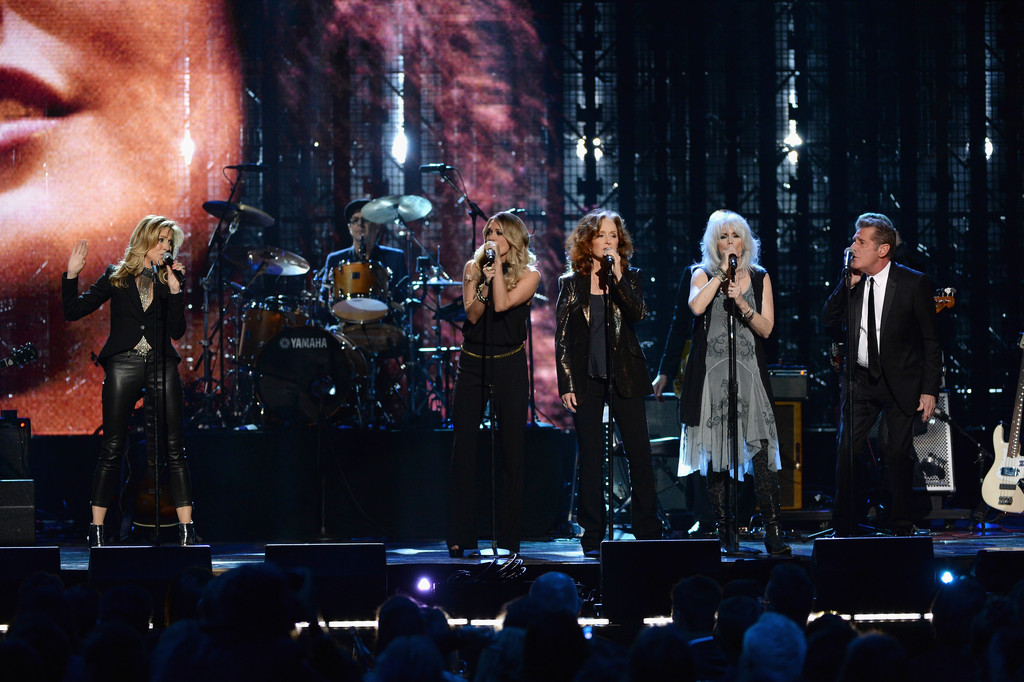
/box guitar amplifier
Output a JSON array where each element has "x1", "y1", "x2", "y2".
[{"x1": 912, "y1": 392, "x2": 955, "y2": 493}]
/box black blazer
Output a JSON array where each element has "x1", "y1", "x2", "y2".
[
  {"x1": 555, "y1": 267, "x2": 651, "y2": 399},
  {"x1": 62, "y1": 266, "x2": 186, "y2": 365},
  {"x1": 822, "y1": 262, "x2": 941, "y2": 416}
]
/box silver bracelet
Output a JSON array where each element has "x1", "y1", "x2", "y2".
[
  {"x1": 714, "y1": 268, "x2": 728, "y2": 282},
  {"x1": 742, "y1": 307, "x2": 755, "y2": 321}
]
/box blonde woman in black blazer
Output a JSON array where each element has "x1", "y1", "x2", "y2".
[{"x1": 63, "y1": 215, "x2": 196, "y2": 547}]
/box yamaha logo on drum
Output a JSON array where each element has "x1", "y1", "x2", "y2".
[{"x1": 279, "y1": 335, "x2": 329, "y2": 350}]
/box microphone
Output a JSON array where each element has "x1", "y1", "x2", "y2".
[
  {"x1": 728, "y1": 254, "x2": 738, "y2": 281},
  {"x1": 843, "y1": 247, "x2": 854, "y2": 269},
  {"x1": 483, "y1": 247, "x2": 496, "y2": 267},
  {"x1": 161, "y1": 251, "x2": 184, "y2": 284},
  {"x1": 225, "y1": 163, "x2": 267, "y2": 172},
  {"x1": 419, "y1": 163, "x2": 453, "y2": 173},
  {"x1": 603, "y1": 249, "x2": 615, "y2": 268}
]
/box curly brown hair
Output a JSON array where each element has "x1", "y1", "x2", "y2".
[{"x1": 564, "y1": 209, "x2": 634, "y2": 276}]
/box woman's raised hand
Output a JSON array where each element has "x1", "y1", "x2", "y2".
[{"x1": 67, "y1": 239, "x2": 88, "y2": 279}]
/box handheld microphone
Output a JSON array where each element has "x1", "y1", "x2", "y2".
[
  {"x1": 728, "y1": 254, "x2": 738, "y2": 281},
  {"x1": 843, "y1": 247, "x2": 854, "y2": 269},
  {"x1": 603, "y1": 249, "x2": 615, "y2": 268},
  {"x1": 225, "y1": 163, "x2": 267, "y2": 172},
  {"x1": 161, "y1": 251, "x2": 185, "y2": 284},
  {"x1": 483, "y1": 247, "x2": 496, "y2": 266},
  {"x1": 420, "y1": 163, "x2": 453, "y2": 173}
]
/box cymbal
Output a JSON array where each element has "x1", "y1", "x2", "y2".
[
  {"x1": 361, "y1": 194, "x2": 432, "y2": 224},
  {"x1": 415, "y1": 277, "x2": 461, "y2": 288},
  {"x1": 203, "y1": 200, "x2": 276, "y2": 228},
  {"x1": 226, "y1": 245, "x2": 310, "y2": 276}
]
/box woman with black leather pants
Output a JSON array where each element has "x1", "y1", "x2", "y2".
[
  {"x1": 63, "y1": 215, "x2": 196, "y2": 547},
  {"x1": 555, "y1": 209, "x2": 661, "y2": 558}
]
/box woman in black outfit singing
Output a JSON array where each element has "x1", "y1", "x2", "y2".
[
  {"x1": 447, "y1": 212, "x2": 540, "y2": 558},
  {"x1": 555, "y1": 209, "x2": 661, "y2": 558},
  {"x1": 63, "y1": 215, "x2": 197, "y2": 547}
]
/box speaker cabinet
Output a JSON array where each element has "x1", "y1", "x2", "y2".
[
  {"x1": 0, "y1": 546, "x2": 61, "y2": 622},
  {"x1": 812, "y1": 536, "x2": 936, "y2": 613},
  {"x1": 264, "y1": 543, "x2": 387, "y2": 620},
  {"x1": 0, "y1": 479, "x2": 35, "y2": 545},
  {"x1": 972, "y1": 549, "x2": 1024, "y2": 594},
  {"x1": 775, "y1": 401, "x2": 803, "y2": 509},
  {"x1": 0, "y1": 416, "x2": 30, "y2": 479},
  {"x1": 913, "y1": 392, "x2": 954, "y2": 492},
  {"x1": 88, "y1": 545, "x2": 213, "y2": 619},
  {"x1": 600, "y1": 539, "x2": 721, "y2": 625}
]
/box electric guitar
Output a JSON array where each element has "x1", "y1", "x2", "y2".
[
  {"x1": 0, "y1": 343, "x2": 38, "y2": 371},
  {"x1": 981, "y1": 333, "x2": 1024, "y2": 513}
]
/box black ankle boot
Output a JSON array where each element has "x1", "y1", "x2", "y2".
[
  {"x1": 753, "y1": 451, "x2": 792, "y2": 556},
  {"x1": 88, "y1": 524, "x2": 105, "y2": 548},
  {"x1": 706, "y1": 471, "x2": 738, "y2": 553},
  {"x1": 178, "y1": 522, "x2": 197, "y2": 546}
]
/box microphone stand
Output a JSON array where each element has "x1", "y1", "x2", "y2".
[
  {"x1": 603, "y1": 259, "x2": 616, "y2": 543},
  {"x1": 840, "y1": 258, "x2": 856, "y2": 536},
  {"x1": 486, "y1": 271, "x2": 499, "y2": 557},
  {"x1": 725, "y1": 258, "x2": 740, "y2": 553}
]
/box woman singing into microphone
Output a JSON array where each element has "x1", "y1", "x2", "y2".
[
  {"x1": 447, "y1": 212, "x2": 540, "y2": 558},
  {"x1": 555, "y1": 209, "x2": 661, "y2": 558},
  {"x1": 653, "y1": 210, "x2": 790, "y2": 554},
  {"x1": 63, "y1": 215, "x2": 197, "y2": 547}
]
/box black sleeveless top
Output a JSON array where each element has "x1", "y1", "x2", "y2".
[{"x1": 462, "y1": 301, "x2": 530, "y2": 355}]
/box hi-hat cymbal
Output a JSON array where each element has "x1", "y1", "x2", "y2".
[
  {"x1": 361, "y1": 194, "x2": 432, "y2": 224},
  {"x1": 203, "y1": 200, "x2": 276, "y2": 228},
  {"x1": 226, "y1": 245, "x2": 310, "y2": 276}
]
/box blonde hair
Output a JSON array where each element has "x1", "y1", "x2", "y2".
[
  {"x1": 565, "y1": 209, "x2": 634, "y2": 276},
  {"x1": 110, "y1": 215, "x2": 185, "y2": 288},
  {"x1": 473, "y1": 212, "x2": 537, "y2": 291},
  {"x1": 699, "y1": 210, "x2": 759, "y2": 273}
]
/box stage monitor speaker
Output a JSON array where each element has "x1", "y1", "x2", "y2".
[
  {"x1": 0, "y1": 415, "x2": 30, "y2": 479},
  {"x1": 0, "y1": 546, "x2": 61, "y2": 622},
  {"x1": 88, "y1": 545, "x2": 212, "y2": 620},
  {"x1": 972, "y1": 549, "x2": 1024, "y2": 594},
  {"x1": 601, "y1": 539, "x2": 721, "y2": 625},
  {"x1": 264, "y1": 543, "x2": 387, "y2": 621},
  {"x1": 812, "y1": 536, "x2": 936, "y2": 613},
  {"x1": 0, "y1": 479, "x2": 35, "y2": 545},
  {"x1": 775, "y1": 401, "x2": 803, "y2": 509},
  {"x1": 913, "y1": 391, "x2": 954, "y2": 492}
]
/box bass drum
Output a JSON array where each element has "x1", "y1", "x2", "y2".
[
  {"x1": 254, "y1": 326, "x2": 367, "y2": 426},
  {"x1": 237, "y1": 295, "x2": 310, "y2": 366}
]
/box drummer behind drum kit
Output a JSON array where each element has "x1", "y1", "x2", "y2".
[{"x1": 206, "y1": 194, "x2": 462, "y2": 429}]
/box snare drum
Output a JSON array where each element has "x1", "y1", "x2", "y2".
[
  {"x1": 331, "y1": 261, "x2": 389, "y2": 322},
  {"x1": 254, "y1": 326, "x2": 368, "y2": 426},
  {"x1": 237, "y1": 296, "x2": 310, "y2": 365},
  {"x1": 340, "y1": 322, "x2": 408, "y2": 358}
]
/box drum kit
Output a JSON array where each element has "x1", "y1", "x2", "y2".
[{"x1": 195, "y1": 194, "x2": 464, "y2": 429}]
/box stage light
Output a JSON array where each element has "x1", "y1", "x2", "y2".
[
  {"x1": 940, "y1": 571, "x2": 954, "y2": 584},
  {"x1": 416, "y1": 576, "x2": 433, "y2": 592}
]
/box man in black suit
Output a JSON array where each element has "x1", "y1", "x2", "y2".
[{"x1": 823, "y1": 213, "x2": 942, "y2": 536}]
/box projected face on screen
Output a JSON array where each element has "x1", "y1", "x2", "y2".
[{"x1": 0, "y1": 0, "x2": 241, "y2": 432}]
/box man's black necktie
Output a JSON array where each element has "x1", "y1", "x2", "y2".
[{"x1": 867, "y1": 276, "x2": 880, "y2": 380}]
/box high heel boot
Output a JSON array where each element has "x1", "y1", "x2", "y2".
[
  {"x1": 706, "y1": 471, "x2": 738, "y2": 553},
  {"x1": 178, "y1": 522, "x2": 197, "y2": 546},
  {"x1": 753, "y1": 451, "x2": 792, "y2": 555},
  {"x1": 88, "y1": 523, "x2": 105, "y2": 548}
]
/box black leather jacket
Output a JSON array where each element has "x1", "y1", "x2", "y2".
[{"x1": 555, "y1": 267, "x2": 651, "y2": 399}]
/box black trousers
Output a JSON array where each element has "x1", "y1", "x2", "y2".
[
  {"x1": 833, "y1": 367, "x2": 916, "y2": 534},
  {"x1": 573, "y1": 376, "x2": 660, "y2": 549},
  {"x1": 92, "y1": 350, "x2": 193, "y2": 510},
  {"x1": 447, "y1": 348, "x2": 528, "y2": 552}
]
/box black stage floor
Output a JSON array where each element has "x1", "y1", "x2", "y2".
[{"x1": 4, "y1": 526, "x2": 1024, "y2": 629}]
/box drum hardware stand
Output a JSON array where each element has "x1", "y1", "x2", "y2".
[{"x1": 525, "y1": 293, "x2": 551, "y2": 427}]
